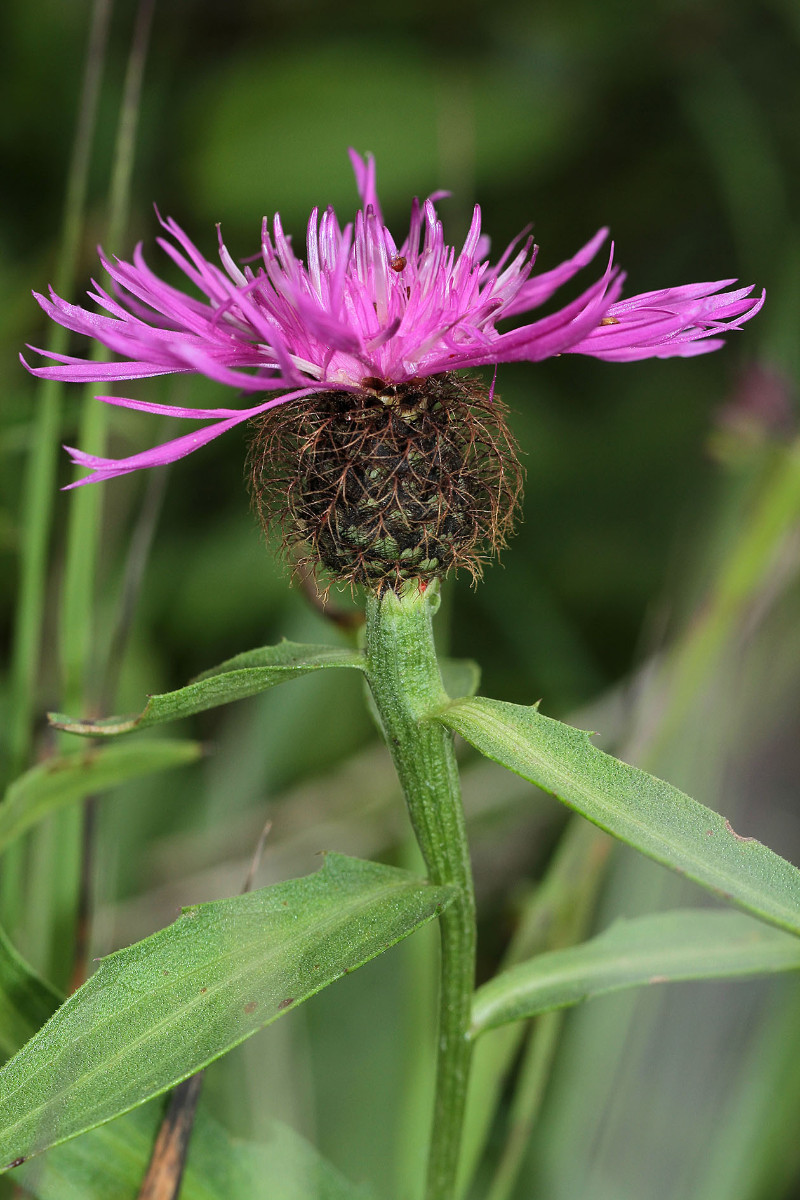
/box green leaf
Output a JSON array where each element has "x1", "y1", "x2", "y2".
[
  {"x1": 49, "y1": 642, "x2": 365, "y2": 736},
  {"x1": 439, "y1": 697, "x2": 800, "y2": 937},
  {"x1": 17, "y1": 1106, "x2": 373, "y2": 1200},
  {"x1": 0, "y1": 946, "x2": 369, "y2": 1197},
  {"x1": 0, "y1": 925, "x2": 60, "y2": 1063},
  {"x1": 0, "y1": 854, "x2": 453, "y2": 1169},
  {"x1": 471, "y1": 909, "x2": 800, "y2": 1036},
  {"x1": 0, "y1": 740, "x2": 204, "y2": 853}
]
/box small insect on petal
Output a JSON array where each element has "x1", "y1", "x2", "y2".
[
  {"x1": 390, "y1": 255, "x2": 407, "y2": 272},
  {"x1": 599, "y1": 316, "x2": 620, "y2": 326}
]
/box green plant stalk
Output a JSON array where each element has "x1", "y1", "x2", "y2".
[
  {"x1": 56, "y1": 0, "x2": 157, "y2": 992},
  {"x1": 484, "y1": 1009, "x2": 563, "y2": 1200},
  {"x1": 365, "y1": 585, "x2": 476, "y2": 1200},
  {"x1": 2, "y1": 0, "x2": 113, "y2": 953},
  {"x1": 457, "y1": 816, "x2": 610, "y2": 1196},
  {"x1": 7, "y1": 0, "x2": 112, "y2": 782},
  {"x1": 481, "y1": 822, "x2": 609, "y2": 1200},
  {"x1": 60, "y1": 0, "x2": 156, "y2": 710}
]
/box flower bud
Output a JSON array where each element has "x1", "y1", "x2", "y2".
[{"x1": 250, "y1": 373, "x2": 522, "y2": 591}]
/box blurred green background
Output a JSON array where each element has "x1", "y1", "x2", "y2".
[{"x1": 2, "y1": 1, "x2": 800, "y2": 1197}]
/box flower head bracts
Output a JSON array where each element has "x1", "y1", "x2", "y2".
[{"x1": 23, "y1": 151, "x2": 764, "y2": 487}]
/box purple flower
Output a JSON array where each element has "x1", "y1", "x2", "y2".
[{"x1": 23, "y1": 151, "x2": 764, "y2": 488}]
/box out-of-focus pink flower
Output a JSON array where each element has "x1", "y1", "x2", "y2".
[{"x1": 23, "y1": 151, "x2": 764, "y2": 487}]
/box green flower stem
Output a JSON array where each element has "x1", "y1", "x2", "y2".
[{"x1": 365, "y1": 584, "x2": 475, "y2": 1200}]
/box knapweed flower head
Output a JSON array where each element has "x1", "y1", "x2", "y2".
[{"x1": 25, "y1": 151, "x2": 763, "y2": 588}]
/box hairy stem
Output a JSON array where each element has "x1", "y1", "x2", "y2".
[{"x1": 365, "y1": 584, "x2": 475, "y2": 1199}]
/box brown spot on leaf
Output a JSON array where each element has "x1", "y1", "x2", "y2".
[
  {"x1": 200, "y1": 987, "x2": 207, "y2": 994},
  {"x1": 243, "y1": 1001, "x2": 258, "y2": 1015},
  {"x1": 278, "y1": 997, "x2": 295, "y2": 1010}
]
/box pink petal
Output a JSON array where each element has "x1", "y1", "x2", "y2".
[{"x1": 63, "y1": 386, "x2": 318, "y2": 488}]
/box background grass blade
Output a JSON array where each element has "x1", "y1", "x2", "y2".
[
  {"x1": 0, "y1": 854, "x2": 453, "y2": 1170},
  {"x1": 0, "y1": 740, "x2": 203, "y2": 854},
  {"x1": 49, "y1": 643, "x2": 367, "y2": 735},
  {"x1": 7, "y1": 0, "x2": 112, "y2": 782},
  {"x1": 471, "y1": 909, "x2": 800, "y2": 1036},
  {"x1": 439, "y1": 697, "x2": 800, "y2": 937},
  {"x1": 457, "y1": 818, "x2": 610, "y2": 1198}
]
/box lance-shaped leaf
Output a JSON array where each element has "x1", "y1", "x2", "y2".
[
  {"x1": 0, "y1": 854, "x2": 454, "y2": 1170},
  {"x1": 471, "y1": 909, "x2": 800, "y2": 1035},
  {"x1": 438, "y1": 697, "x2": 800, "y2": 937},
  {"x1": 0, "y1": 740, "x2": 203, "y2": 853},
  {"x1": 0, "y1": 946, "x2": 369, "y2": 1198},
  {"x1": 49, "y1": 642, "x2": 367, "y2": 735},
  {"x1": 17, "y1": 1106, "x2": 373, "y2": 1200},
  {"x1": 0, "y1": 926, "x2": 61, "y2": 1063}
]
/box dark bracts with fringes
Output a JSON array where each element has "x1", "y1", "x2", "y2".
[{"x1": 249, "y1": 373, "x2": 523, "y2": 591}]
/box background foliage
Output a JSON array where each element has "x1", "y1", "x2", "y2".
[{"x1": 2, "y1": 0, "x2": 799, "y2": 1197}]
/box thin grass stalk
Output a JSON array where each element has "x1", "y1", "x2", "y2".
[
  {"x1": 1, "y1": 0, "x2": 113, "y2": 948},
  {"x1": 7, "y1": 0, "x2": 112, "y2": 782},
  {"x1": 60, "y1": 0, "x2": 157, "y2": 710},
  {"x1": 482, "y1": 848, "x2": 608, "y2": 1200},
  {"x1": 457, "y1": 818, "x2": 611, "y2": 1197},
  {"x1": 483, "y1": 1010, "x2": 564, "y2": 1200},
  {"x1": 60, "y1": 0, "x2": 158, "y2": 992},
  {"x1": 71, "y1": 460, "x2": 168, "y2": 990}
]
